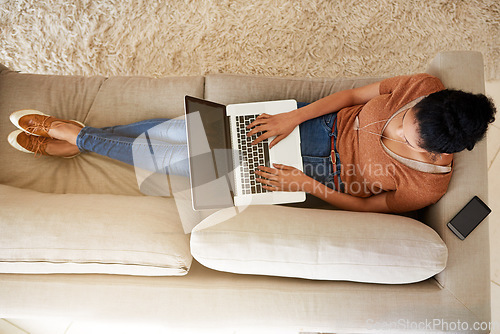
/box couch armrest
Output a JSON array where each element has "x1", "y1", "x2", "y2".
[
  {"x1": 423, "y1": 51, "x2": 490, "y2": 323},
  {"x1": 0, "y1": 63, "x2": 10, "y2": 73}
]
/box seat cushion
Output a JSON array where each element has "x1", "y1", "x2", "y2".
[
  {"x1": 191, "y1": 205, "x2": 448, "y2": 284},
  {"x1": 0, "y1": 185, "x2": 191, "y2": 276}
]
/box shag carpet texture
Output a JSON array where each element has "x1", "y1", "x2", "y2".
[{"x1": 0, "y1": 0, "x2": 499, "y2": 79}]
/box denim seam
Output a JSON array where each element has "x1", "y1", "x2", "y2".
[
  {"x1": 321, "y1": 114, "x2": 336, "y2": 133},
  {"x1": 81, "y1": 134, "x2": 185, "y2": 147}
]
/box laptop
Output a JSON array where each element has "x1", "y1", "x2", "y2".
[{"x1": 184, "y1": 96, "x2": 306, "y2": 210}]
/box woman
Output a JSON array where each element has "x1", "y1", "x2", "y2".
[{"x1": 7, "y1": 74, "x2": 496, "y2": 213}]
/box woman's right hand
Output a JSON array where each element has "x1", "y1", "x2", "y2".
[{"x1": 246, "y1": 111, "x2": 300, "y2": 149}]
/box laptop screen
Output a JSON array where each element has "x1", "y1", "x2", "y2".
[{"x1": 184, "y1": 96, "x2": 234, "y2": 210}]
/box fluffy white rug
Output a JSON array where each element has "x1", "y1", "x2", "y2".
[{"x1": 0, "y1": 0, "x2": 499, "y2": 79}]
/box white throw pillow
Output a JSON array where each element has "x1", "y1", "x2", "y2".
[
  {"x1": 190, "y1": 205, "x2": 448, "y2": 284},
  {"x1": 0, "y1": 185, "x2": 191, "y2": 276}
]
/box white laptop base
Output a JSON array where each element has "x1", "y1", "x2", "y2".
[{"x1": 226, "y1": 100, "x2": 306, "y2": 207}]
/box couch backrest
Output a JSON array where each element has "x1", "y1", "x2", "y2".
[
  {"x1": 205, "y1": 73, "x2": 384, "y2": 105},
  {"x1": 0, "y1": 67, "x2": 384, "y2": 196}
]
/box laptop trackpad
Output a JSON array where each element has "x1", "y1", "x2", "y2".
[{"x1": 269, "y1": 127, "x2": 303, "y2": 169}]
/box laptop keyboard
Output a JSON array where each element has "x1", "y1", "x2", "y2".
[{"x1": 236, "y1": 115, "x2": 271, "y2": 195}]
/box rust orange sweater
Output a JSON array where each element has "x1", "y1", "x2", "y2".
[{"x1": 336, "y1": 73, "x2": 451, "y2": 212}]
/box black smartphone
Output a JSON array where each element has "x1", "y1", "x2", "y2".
[{"x1": 447, "y1": 196, "x2": 491, "y2": 240}]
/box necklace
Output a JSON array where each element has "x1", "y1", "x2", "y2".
[
  {"x1": 354, "y1": 95, "x2": 428, "y2": 146},
  {"x1": 353, "y1": 117, "x2": 408, "y2": 145}
]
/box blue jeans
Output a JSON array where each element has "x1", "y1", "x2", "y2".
[
  {"x1": 76, "y1": 106, "x2": 343, "y2": 190},
  {"x1": 297, "y1": 102, "x2": 343, "y2": 191},
  {"x1": 77, "y1": 118, "x2": 190, "y2": 177}
]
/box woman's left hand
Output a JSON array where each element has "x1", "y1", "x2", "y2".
[{"x1": 255, "y1": 163, "x2": 310, "y2": 192}]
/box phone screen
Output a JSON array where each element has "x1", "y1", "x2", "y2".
[{"x1": 447, "y1": 196, "x2": 491, "y2": 240}]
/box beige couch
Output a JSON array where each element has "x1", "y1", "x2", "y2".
[{"x1": 0, "y1": 51, "x2": 491, "y2": 333}]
